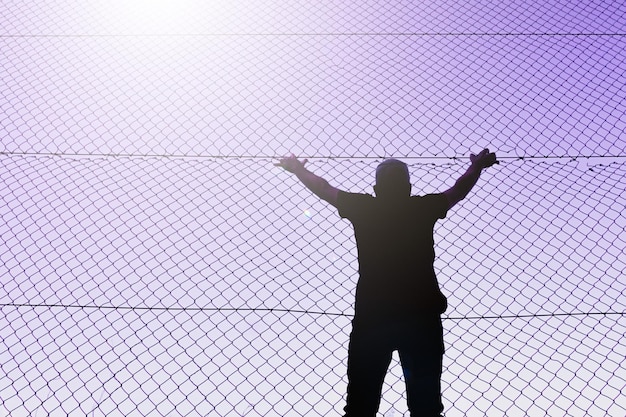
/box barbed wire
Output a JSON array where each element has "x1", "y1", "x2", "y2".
[{"x1": 2, "y1": 303, "x2": 623, "y2": 320}]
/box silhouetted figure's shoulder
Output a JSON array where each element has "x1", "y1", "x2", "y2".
[{"x1": 336, "y1": 191, "x2": 448, "y2": 223}]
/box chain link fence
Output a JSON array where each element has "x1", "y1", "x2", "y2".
[{"x1": 1, "y1": 1, "x2": 625, "y2": 416}]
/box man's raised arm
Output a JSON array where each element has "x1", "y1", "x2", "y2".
[
  {"x1": 275, "y1": 154, "x2": 340, "y2": 207},
  {"x1": 443, "y1": 148, "x2": 498, "y2": 209}
]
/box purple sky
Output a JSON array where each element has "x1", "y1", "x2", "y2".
[{"x1": 1, "y1": 1, "x2": 625, "y2": 416}]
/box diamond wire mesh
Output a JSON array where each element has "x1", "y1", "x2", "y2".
[{"x1": 1, "y1": 1, "x2": 626, "y2": 416}]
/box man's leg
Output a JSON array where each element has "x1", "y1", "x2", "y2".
[
  {"x1": 397, "y1": 317, "x2": 445, "y2": 417},
  {"x1": 343, "y1": 322, "x2": 393, "y2": 417}
]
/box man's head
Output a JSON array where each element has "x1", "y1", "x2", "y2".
[{"x1": 373, "y1": 158, "x2": 411, "y2": 198}]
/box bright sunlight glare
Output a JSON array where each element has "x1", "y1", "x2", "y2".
[{"x1": 104, "y1": 0, "x2": 230, "y2": 33}]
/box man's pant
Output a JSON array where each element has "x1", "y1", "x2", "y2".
[{"x1": 342, "y1": 315, "x2": 444, "y2": 417}]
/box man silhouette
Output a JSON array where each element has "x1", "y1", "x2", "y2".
[{"x1": 275, "y1": 149, "x2": 498, "y2": 417}]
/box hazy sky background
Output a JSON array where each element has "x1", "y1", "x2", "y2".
[{"x1": 1, "y1": 1, "x2": 625, "y2": 416}]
